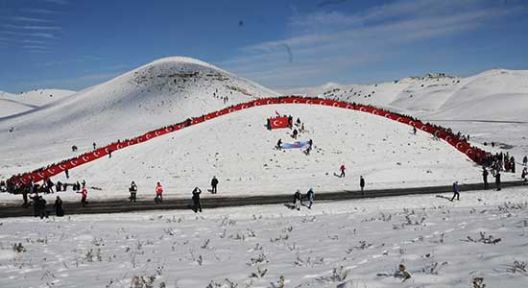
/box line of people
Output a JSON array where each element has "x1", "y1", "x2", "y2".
[{"x1": 127, "y1": 176, "x2": 220, "y2": 213}]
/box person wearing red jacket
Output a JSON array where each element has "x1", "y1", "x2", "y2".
[
  {"x1": 339, "y1": 164, "x2": 346, "y2": 178},
  {"x1": 77, "y1": 185, "x2": 88, "y2": 207},
  {"x1": 155, "y1": 182, "x2": 163, "y2": 204}
]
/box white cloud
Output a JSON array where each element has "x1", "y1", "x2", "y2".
[
  {"x1": 221, "y1": 0, "x2": 523, "y2": 88},
  {"x1": 3, "y1": 24, "x2": 62, "y2": 31},
  {"x1": 9, "y1": 16, "x2": 54, "y2": 23}
]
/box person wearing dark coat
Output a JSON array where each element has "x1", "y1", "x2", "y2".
[
  {"x1": 360, "y1": 176, "x2": 365, "y2": 194},
  {"x1": 129, "y1": 181, "x2": 137, "y2": 202},
  {"x1": 495, "y1": 170, "x2": 501, "y2": 191},
  {"x1": 54, "y1": 196, "x2": 64, "y2": 216},
  {"x1": 306, "y1": 188, "x2": 314, "y2": 209},
  {"x1": 30, "y1": 193, "x2": 40, "y2": 216},
  {"x1": 293, "y1": 190, "x2": 302, "y2": 210},
  {"x1": 450, "y1": 181, "x2": 460, "y2": 201},
  {"x1": 210, "y1": 176, "x2": 219, "y2": 194},
  {"x1": 22, "y1": 188, "x2": 29, "y2": 208},
  {"x1": 276, "y1": 139, "x2": 282, "y2": 150},
  {"x1": 482, "y1": 168, "x2": 489, "y2": 189},
  {"x1": 192, "y1": 187, "x2": 202, "y2": 212}
]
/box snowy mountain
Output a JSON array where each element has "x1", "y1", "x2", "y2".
[
  {"x1": 0, "y1": 60, "x2": 524, "y2": 202},
  {"x1": 0, "y1": 57, "x2": 279, "y2": 171},
  {"x1": 285, "y1": 69, "x2": 528, "y2": 122}
]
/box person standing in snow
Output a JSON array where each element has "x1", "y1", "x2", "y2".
[
  {"x1": 495, "y1": 170, "x2": 501, "y2": 191},
  {"x1": 54, "y1": 196, "x2": 64, "y2": 216},
  {"x1": 92, "y1": 142, "x2": 96, "y2": 150},
  {"x1": 65, "y1": 169, "x2": 69, "y2": 179},
  {"x1": 450, "y1": 181, "x2": 460, "y2": 201},
  {"x1": 412, "y1": 126, "x2": 417, "y2": 135},
  {"x1": 210, "y1": 176, "x2": 219, "y2": 194},
  {"x1": 482, "y1": 167, "x2": 489, "y2": 189},
  {"x1": 77, "y1": 185, "x2": 88, "y2": 207},
  {"x1": 523, "y1": 155, "x2": 527, "y2": 166},
  {"x1": 521, "y1": 167, "x2": 528, "y2": 185},
  {"x1": 339, "y1": 164, "x2": 346, "y2": 178},
  {"x1": 192, "y1": 187, "x2": 202, "y2": 212},
  {"x1": 155, "y1": 182, "x2": 163, "y2": 204},
  {"x1": 129, "y1": 181, "x2": 137, "y2": 202},
  {"x1": 292, "y1": 129, "x2": 298, "y2": 139},
  {"x1": 276, "y1": 139, "x2": 282, "y2": 150},
  {"x1": 306, "y1": 188, "x2": 314, "y2": 209},
  {"x1": 293, "y1": 190, "x2": 302, "y2": 210},
  {"x1": 360, "y1": 176, "x2": 365, "y2": 194}
]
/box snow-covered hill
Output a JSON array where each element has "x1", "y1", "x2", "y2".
[
  {"x1": 0, "y1": 57, "x2": 279, "y2": 169},
  {"x1": 286, "y1": 69, "x2": 528, "y2": 162},
  {"x1": 286, "y1": 69, "x2": 528, "y2": 122},
  {"x1": 0, "y1": 89, "x2": 75, "y2": 118},
  {"x1": 0, "y1": 60, "x2": 523, "y2": 202}
]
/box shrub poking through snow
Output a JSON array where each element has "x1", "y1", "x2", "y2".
[{"x1": 472, "y1": 277, "x2": 486, "y2": 288}]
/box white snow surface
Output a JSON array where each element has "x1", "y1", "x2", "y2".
[
  {"x1": 0, "y1": 60, "x2": 525, "y2": 203},
  {"x1": 0, "y1": 57, "x2": 278, "y2": 167},
  {"x1": 1, "y1": 103, "x2": 507, "y2": 204},
  {"x1": 286, "y1": 69, "x2": 528, "y2": 162},
  {"x1": 0, "y1": 89, "x2": 75, "y2": 118},
  {"x1": 1, "y1": 188, "x2": 528, "y2": 287},
  {"x1": 1, "y1": 58, "x2": 528, "y2": 287},
  {"x1": 285, "y1": 70, "x2": 528, "y2": 121}
]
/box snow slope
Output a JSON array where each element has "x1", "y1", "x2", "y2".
[
  {"x1": 286, "y1": 69, "x2": 528, "y2": 162},
  {"x1": 287, "y1": 70, "x2": 528, "y2": 121},
  {"x1": 0, "y1": 57, "x2": 279, "y2": 172},
  {"x1": 1, "y1": 102, "x2": 503, "y2": 204},
  {"x1": 1, "y1": 187, "x2": 527, "y2": 287},
  {"x1": 0, "y1": 89, "x2": 75, "y2": 118}
]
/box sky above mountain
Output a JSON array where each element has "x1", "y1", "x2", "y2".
[{"x1": 0, "y1": 0, "x2": 527, "y2": 92}]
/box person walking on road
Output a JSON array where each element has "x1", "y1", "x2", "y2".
[
  {"x1": 450, "y1": 181, "x2": 460, "y2": 201},
  {"x1": 360, "y1": 176, "x2": 365, "y2": 194},
  {"x1": 155, "y1": 182, "x2": 163, "y2": 204},
  {"x1": 211, "y1": 176, "x2": 219, "y2": 194},
  {"x1": 495, "y1": 170, "x2": 501, "y2": 191},
  {"x1": 293, "y1": 190, "x2": 302, "y2": 210},
  {"x1": 54, "y1": 196, "x2": 64, "y2": 216},
  {"x1": 129, "y1": 181, "x2": 137, "y2": 202},
  {"x1": 482, "y1": 167, "x2": 489, "y2": 189},
  {"x1": 306, "y1": 188, "x2": 315, "y2": 209},
  {"x1": 77, "y1": 185, "x2": 88, "y2": 207},
  {"x1": 192, "y1": 187, "x2": 202, "y2": 212}
]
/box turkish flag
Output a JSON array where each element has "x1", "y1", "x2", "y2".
[{"x1": 269, "y1": 116, "x2": 290, "y2": 129}]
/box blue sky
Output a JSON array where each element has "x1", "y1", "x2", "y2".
[{"x1": 0, "y1": 0, "x2": 527, "y2": 93}]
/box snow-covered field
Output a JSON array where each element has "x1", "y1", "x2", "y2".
[
  {"x1": 1, "y1": 187, "x2": 528, "y2": 287},
  {"x1": 286, "y1": 69, "x2": 528, "y2": 160},
  {"x1": 2, "y1": 103, "x2": 501, "y2": 204},
  {"x1": 1, "y1": 57, "x2": 528, "y2": 287}
]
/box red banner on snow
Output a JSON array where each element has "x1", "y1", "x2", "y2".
[
  {"x1": 7, "y1": 95, "x2": 490, "y2": 187},
  {"x1": 267, "y1": 116, "x2": 290, "y2": 130}
]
